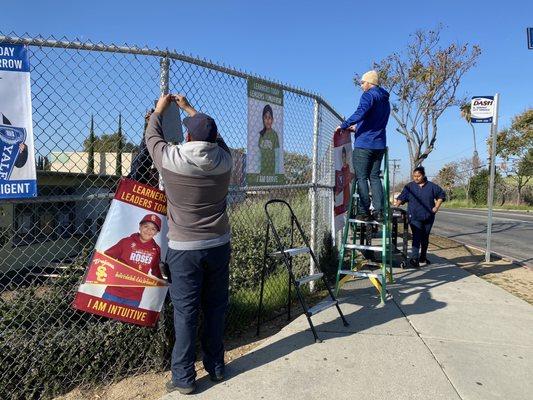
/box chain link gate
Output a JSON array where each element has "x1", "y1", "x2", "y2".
[{"x1": 0, "y1": 33, "x2": 343, "y2": 399}]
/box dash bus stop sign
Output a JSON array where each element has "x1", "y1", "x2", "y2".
[
  {"x1": 528, "y1": 28, "x2": 533, "y2": 50},
  {"x1": 471, "y1": 96, "x2": 494, "y2": 123}
]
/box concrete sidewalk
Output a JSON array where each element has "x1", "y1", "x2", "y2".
[{"x1": 163, "y1": 263, "x2": 533, "y2": 400}]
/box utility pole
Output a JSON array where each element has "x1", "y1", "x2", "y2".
[{"x1": 389, "y1": 159, "x2": 401, "y2": 194}]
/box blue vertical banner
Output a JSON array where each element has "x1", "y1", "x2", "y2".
[{"x1": 0, "y1": 43, "x2": 37, "y2": 198}]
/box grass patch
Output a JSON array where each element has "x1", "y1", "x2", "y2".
[{"x1": 444, "y1": 199, "x2": 532, "y2": 212}]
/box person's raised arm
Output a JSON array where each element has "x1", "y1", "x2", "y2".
[
  {"x1": 336, "y1": 91, "x2": 373, "y2": 133},
  {"x1": 172, "y1": 94, "x2": 197, "y2": 117},
  {"x1": 173, "y1": 94, "x2": 231, "y2": 154},
  {"x1": 145, "y1": 94, "x2": 172, "y2": 171}
]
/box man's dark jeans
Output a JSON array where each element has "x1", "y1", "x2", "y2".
[
  {"x1": 352, "y1": 147, "x2": 385, "y2": 215},
  {"x1": 166, "y1": 242, "x2": 230, "y2": 388}
]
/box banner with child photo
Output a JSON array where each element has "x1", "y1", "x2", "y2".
[{"x1": 73, "y1": 178, "x2": 169, "y2": 327}]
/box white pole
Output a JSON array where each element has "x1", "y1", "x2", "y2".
[{"x1": 485, "y1": 93, "x2": 499, "y2": 262}]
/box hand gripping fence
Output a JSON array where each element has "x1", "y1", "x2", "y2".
[{"x1": 0, "y1": 32, "x2": 343, "y2": 399}]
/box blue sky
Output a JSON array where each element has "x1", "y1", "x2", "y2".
[{"x1": 2, "y1": 0, "x2": 532, "y2": 180}]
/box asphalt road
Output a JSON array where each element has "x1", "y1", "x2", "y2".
[{"x1": 432, "y1": 208, "x2": 533, "y2": 266}]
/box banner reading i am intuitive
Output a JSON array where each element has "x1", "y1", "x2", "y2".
[
  {"x1": 0, "y1": 43, "x2": 37, "y2": 199},
  {"x1": 246, "y1": 78, "x2": 285, "y2": 185},
  {"x1": 73, "y1": 178, "x2": 169, "y2": 327}
]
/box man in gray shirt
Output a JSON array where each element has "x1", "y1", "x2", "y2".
[{"x1": 146, "y1": 94, "x2": 232, "y2": 395}]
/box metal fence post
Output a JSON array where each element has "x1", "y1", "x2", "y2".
[
  {"x1": 160, "y1": 56, "x2": 170, "y2": 95},
  {"x1": 309, "y1": 99, "x2": 321, "y2": 290},
  {"x1": 157, "y1": 56, "x2": 170, "y2": 191}
]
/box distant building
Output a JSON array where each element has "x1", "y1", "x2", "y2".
[
  {"x1": 49, "y1": 151, "x2": 133, "y2": 176},
  {"x1": 0, "y1": 171, "x2": 118, "y2": 273}
]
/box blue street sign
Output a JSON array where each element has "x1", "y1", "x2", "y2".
[{"x1": 528, "y1": 28, "x2": 533, "y2": 50}]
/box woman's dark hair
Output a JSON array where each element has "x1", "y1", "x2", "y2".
[
  {"x1": 413, "y1": 166, "x2": 426, "y2": 176},
  {"x1": 259, "y1": 104, "x2": 273, "y2": 136}
]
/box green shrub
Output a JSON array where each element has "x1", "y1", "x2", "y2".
[
  {"x1": 468, "y1": 169, "x2": 503, "y2": 205},
  {"x1": 228, "y1": 193, "x2": 311, "y2": 291},
  {"x1": 0, "y1": 250, "x2": 172, "y2": 400}
]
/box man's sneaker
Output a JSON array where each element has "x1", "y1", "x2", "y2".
[
  {"x1": 165, "y1": 380, "x2": 196, "y2": 395},
  {"x1": 409, "y1": 257, "x2": 420, "y2": 269},
  {"x1": 209, "y1": 371, "x2": 225, "y2": 382},
  {"x1": 372, "y1": 211, "x2": 384, "y2": 223},
  {"x1": 354, "y1": 212, "x2": 372, "y2": 222},
  {"x1": 419, "y1": 258, "x2": 431, "y2": 265}
]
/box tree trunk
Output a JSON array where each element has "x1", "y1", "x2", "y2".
[{"x1": 516, "y1": 185, "x2": 522, "y2": 205}]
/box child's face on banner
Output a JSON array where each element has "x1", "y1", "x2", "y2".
[
  {"x1": 139, "y1": 222, "x2": 158, "y2": 242},
  {"x1": 263, "y1": 111, "x2": 273, "y2": 130}
]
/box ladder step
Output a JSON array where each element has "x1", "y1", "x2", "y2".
[
  {"x1": 296, "y1": 273, "x2": 323, "y2": 285},
  {"x1": 345, "y1": 244, "x2": 383, "y2": 252},
  {"x1": 270, "y1": 246, "x2": 310, "y2": 258},
  {"x1": 348, "y1": 218, "x2": 380, "y2": 225},
  {"x1": 307, "y1": 299, "x2": 338, "y2": 316},
  {"x1": 339, "y1": 269, "x2": 382, "y2": 279}
]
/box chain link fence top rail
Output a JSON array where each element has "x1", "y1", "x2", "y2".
[{"x1": 0, "y1": 32, "x2": 343, "y2": 399}]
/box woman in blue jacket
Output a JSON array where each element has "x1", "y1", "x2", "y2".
[{"x1": 394, "y1": 166, "x2": 446, "y2": 268}]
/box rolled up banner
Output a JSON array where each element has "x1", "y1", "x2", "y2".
[{"x1": 0, "y1": 43, "x2": 37, "y2": 199}]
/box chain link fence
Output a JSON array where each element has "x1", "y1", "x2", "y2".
[{"x1": 0, "y1": 32, "x2": 342, "y2": 399}]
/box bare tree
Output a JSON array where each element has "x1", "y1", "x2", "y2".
[
  {"x1": 367, "y1": 26, "x2": 481, "y2": 169},
  {"x1": 501, "y1": 151, "x2": 533, "y2": 205},
  {"x1": 456, "y1": 157, "x2": 483, "y2": 203}
]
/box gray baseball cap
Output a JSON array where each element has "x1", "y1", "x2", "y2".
[{"x1": 183, "y1": 113, "x2": 218, "y2": 143}]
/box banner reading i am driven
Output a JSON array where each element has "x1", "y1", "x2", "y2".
[
  {"x1": 0, "y1": 43, "x2": 37, "y2": 199},
  {"x1": 246, "y1": 78, "x2": 285, "y2": 185}
]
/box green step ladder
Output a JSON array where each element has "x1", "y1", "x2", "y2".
[{"x1": 335, "y1": 148, "x2": 394, "y2": 303}]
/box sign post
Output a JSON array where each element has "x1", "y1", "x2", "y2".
[
  {"x1": 485, "y1": 94, "x2": 499, "y2": 262},
  {"x1": 470, "y1": 95, "x2": 499, "y2": 262}
]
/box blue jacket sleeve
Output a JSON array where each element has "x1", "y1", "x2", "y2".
[
  {"x1": 397, "y1": 185, "x2": 409, "y2": 203},
  {"x1": 340, "y1": 91, "x2": 373, "y2": 129},
  {"x1": 434, "y1": 184, "x2": 446, "y2": 201}
]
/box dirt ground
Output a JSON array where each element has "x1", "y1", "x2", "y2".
[
  {"x1": 55, "y1": 306, "x2": 306, "y2": 400},
  {"x1": 56, "y1": 236, "x2": 533, "y2": 400},
  {"x1": 429, "y1": 235, "x2": 533, "y2": 305}
]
